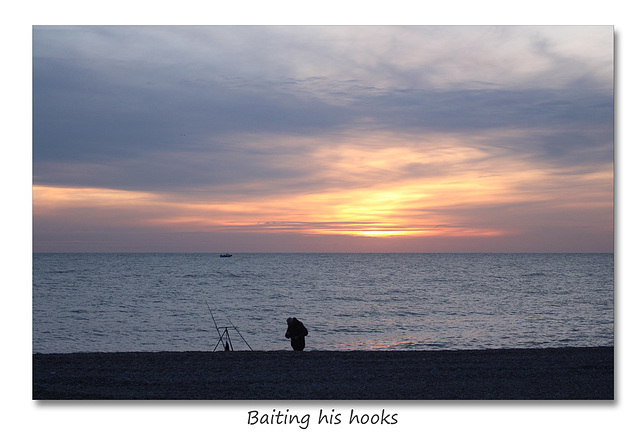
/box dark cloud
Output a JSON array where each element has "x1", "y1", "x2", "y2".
[
  {"x1": 33, "y1": 47, "x2": 612, "y2": 191},
  {"x1": 33, "y1": 56, "x2": 354, "y2": 162},
  {"x1": 356, "y1": 86, "x2": 612, "y2": 136},
  {"x1": 32, "y1": 26, "x2": 613, "y2": 254}
]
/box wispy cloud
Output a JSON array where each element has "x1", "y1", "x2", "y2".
[{"x1": 32, "y1": 26, "x2": 613, "y2": 252}]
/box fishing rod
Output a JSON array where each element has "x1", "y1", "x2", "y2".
[
  {"x1": 206, "y1": 299, "x2": 231, "y2": 351},
  {"x1": 205, "y1": 299, "x2": 253, "y2": 351},
  {"x1": 205, "y1": 299, "x2": 223, "y2": 341},
  {"x1": 224, "y1": 313, "x2": 253, "y2": 351}
]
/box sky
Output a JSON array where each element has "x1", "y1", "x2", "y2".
[{"x1": 32, "y1": 25, "x2": 614, "y2": 253}]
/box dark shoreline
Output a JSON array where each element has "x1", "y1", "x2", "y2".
[{"x1": 33, "y1": 346, "x2": 613, "y2": 400}]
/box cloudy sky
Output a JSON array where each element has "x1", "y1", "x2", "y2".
[{"x1": 32, "y1": 25, "x2": 613, "y2": 253}]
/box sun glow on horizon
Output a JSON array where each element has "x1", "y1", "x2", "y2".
[
  {"x1": 32, "y1": 131, "x2": 612, "y2": 247},
  {"x1": 31, "y1": 26, "x2": 613, "y2": 253}
]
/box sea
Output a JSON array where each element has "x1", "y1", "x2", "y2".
[{"x1": 32, "y1": 253, "x2": 614, "y2": 353}]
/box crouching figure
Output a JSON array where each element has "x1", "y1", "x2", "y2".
[{"x1": 285, "y1": 317, "x2": 308, "y2": 351}]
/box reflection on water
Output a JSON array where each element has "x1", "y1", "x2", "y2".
[{"x1": 33, "y1": 253, "x2": 613, "y2": 352}]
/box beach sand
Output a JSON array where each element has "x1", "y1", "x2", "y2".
[{"x1": 33, "y1": 346, "x2": 613, "y2": 400}]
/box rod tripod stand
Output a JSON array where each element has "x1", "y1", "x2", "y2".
[
  {"x1": 205, "y1": 300, "x2": 253, "y2": 351},
  {"x1": 214, "y1": 327, "x2": 234, "y2": 351}
]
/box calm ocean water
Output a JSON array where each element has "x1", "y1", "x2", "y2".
[{"x1": 32, "y1": 253, "x2": 613, "y2": 353}]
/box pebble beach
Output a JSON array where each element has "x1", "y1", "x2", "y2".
[{"x1": 32, "y1": 346, "x2": 613, "y2": 400}]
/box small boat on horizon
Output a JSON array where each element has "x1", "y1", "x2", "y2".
[{"x1": 220, "y1": 253, "x2": 233, "y2": 257}]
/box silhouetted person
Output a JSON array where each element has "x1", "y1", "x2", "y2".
[{"x1": 285, "y1": 317, "x2": 308, "y2": 351}]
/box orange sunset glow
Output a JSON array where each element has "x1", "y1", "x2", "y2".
[
  {"x1": 33, "y1": 129, "x2": 612, "y2": 248},
  {"x1": 32, "y1": 26, "x2": 613, "y2": 252}
]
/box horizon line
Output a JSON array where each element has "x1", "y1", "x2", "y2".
[{"x1": 32, "y1": 251, "x2": 614, "y2": 254}]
